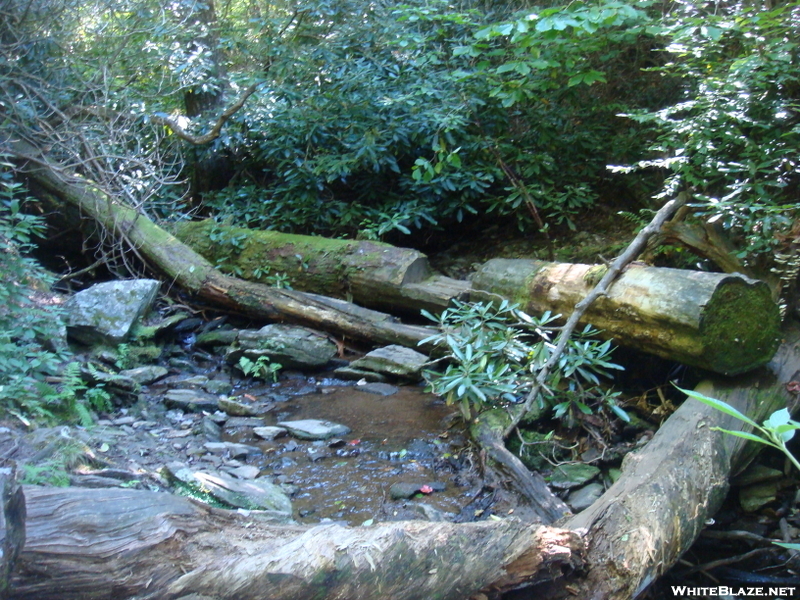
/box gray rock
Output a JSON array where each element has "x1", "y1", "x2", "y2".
[
  {"x1": 406, "y1": 502, "x2": 450, "y2": 522},
  {"x1": 65, "y1": 279, "x2": 160, "y2": 345},
  {"x1": 332, "y1": 366, "x2": 388, "y2": 382},
  {"x1": 277, "y1": 419, "x2": 351, "y2": 440},
  {"x1": 167, "y1": 375, "x2": 210, "y2": 389},
  {"x1": 389, "y1": 481, "x2": 446, "y2": 500},
  {"x1": 226, "y1": 324, "x2": 337, "y2": 370},
  {"x1": 165, "y1": 465, "x2": 291, "y2": 514},
  {"x1": 218, "y1": 397, "x2": 257, "y2": 417},
  {"x1": 203, "y1": 441, "x2": 262, "y2": 459},
  {"x1": 225, "y1": 416, "x2": 266, "y2": 429},
  {"x1": 549, "y1": 464, "x2": 601, "y2": 490},
  {"x1": 253, "y1": 426, "x2": 288, "y2": 441},
  {"x1": 204, "y1": 379, "x2": 233, "y2": 395},
  {"x1": 357, "y1": 382, "x2": 399, "y2": 396},
  {"x1": 195, "y1": 329, "x2": 239, "y2": 348},
  {"x1": 348, "y1": 345, "x2": 428, "y2": 379},
  {"x1": 202, "y1": 416, "x2": 222, "y2": 442},
  {"x1": 119, "y1": 365, "x2": 168, "y2": 385},
  {"x1": 224, "y1": 465, "x2": 261, "y2": 480},
  {"x1": 567, "y1": 482, "x2": 604, "y2": 512},
  {"x1": 163, "y1": 389, "x2": 220, "y2": 412}
]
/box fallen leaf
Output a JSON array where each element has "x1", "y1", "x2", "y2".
[{"x1": 420, "y1": 484, "x2": 434, "y2": 494}]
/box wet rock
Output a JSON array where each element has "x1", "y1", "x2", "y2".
[
  {"x1": 740, "y1": 481, "x2": 781, "y2": 512},
  {"x1": 348, "y1": 345, "x2": 428, "y2": 380},
  {"x1": 217, "y1": 397, "x2": 257, "y2": 417},
  {"x1": 549, "y1": 463, "x2": 601, "y2": 490},
  {"x1": 202, "y1": 417, "x2": 222, "y2": 442},
  {"x1": 226, "y1": 324, "x2": 337, "y2": 370},
  {"x1": 253, "y1": 426, "x2": 288, "y2": 441},
  {"x1": 65, "y1": 279, "x2": 160, "y2": 345},
  {"x1": 732, "y1": 464, "x2": 784, "y2": 487},
  {"x1": 69, "y1": 474, "x2": 128, "y2": 488},
  {"x1": 204, "y1": 379, "x2": 233, "y2": 395},
  {"x1": 163, "y1": 389, "x2": 220, "y2": 412},
  {"x1": 203, "y1": 441, "x2": 262, "y2": 459},
  {"x1": 119, "y1": 365, "x2": 168, "y2": 385},
  {"x1": 332, "y1": 367, "x2": 388, "y2": 382},
  {"x1": 357, "y1": 382, "x2": 399, "y2": 396},
  {"x1": 567, "y1": 482, "x2": 604, "y2": 512},
  {"x1": 225, "y1": 417, "x2": 266, "y2": 429},
  {"x1": 389, "y1": 481, "x2": 446, "y2": 500},
  {"x1": 277, "y1": 419, "x2": 351, "y2": 440}
]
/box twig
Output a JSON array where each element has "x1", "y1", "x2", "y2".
[{"x1": 501, "y1": 192, "x2": 689, "y2": 439}]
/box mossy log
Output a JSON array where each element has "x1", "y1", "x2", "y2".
[
  {"x1": 6, "y1": 485, "x2": 583, "y2": 600},
  {"x1": 10, "y1": 142, "x2": 438, "y2": 350},
  {"x1": 472, "y1": 258, "x2": 781, "y2": 375},
  {"x1": 175, "y1": 220, "x2": 470, "y2": 313}
]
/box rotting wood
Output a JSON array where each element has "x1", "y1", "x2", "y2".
[{"x1": 7, "y1": 485, "x2": 584, "y2": 600}]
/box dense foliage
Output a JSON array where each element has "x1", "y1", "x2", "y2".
[{"x1": 2, "y1": 0, "x2": 799, "y2": 417}]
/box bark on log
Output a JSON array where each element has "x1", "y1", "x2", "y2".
[
  {"x1": 471, "y1": 258, "x2": 781, "y2": 375},
  {"x1": 7, "y1": 485, "x2": 584, "y2": 600},
  {"x1": 534, "y1": 324, "x2": 800, "y2": 600},
  {"x1": 175, "y1": 220, "x2": 471, "y2": 314}
]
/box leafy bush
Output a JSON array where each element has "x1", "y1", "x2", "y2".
[
  {"x1": 420, "y1": 300, "x2": 625, "y2": 425},
  {"x1": 0, "y1": 160, "x2": 109, "y2": 424}
]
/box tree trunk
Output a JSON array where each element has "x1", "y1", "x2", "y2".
[
  {"x1": 471, "y1": 258, "x2": 781, "y2": 375},
  {"x1": 174, "y1": 219, "x2": 469, "y2": 313},
  {"x1": 8, "y1": 485, "x2": 583, "y2": 600}
]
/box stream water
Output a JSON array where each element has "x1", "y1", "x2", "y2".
[{"x1": 223, "y1": 377, "x2": 477, "y2": 526}]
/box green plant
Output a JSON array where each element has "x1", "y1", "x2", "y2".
[
  {"x1": 682, "y1": 388, "x2": 800, "y2": 473},
  {"x1": 238, "y1": 355, "x2": 282, "y2": 382},
  {"x1": 420, "y1": 300, "x2": 625, "y2": 424}
]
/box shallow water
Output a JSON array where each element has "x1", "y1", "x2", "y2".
[{"x1": 228, "y1": 382, "x2": 474, "y2": 525}]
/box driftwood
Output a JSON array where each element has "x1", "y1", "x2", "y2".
[
  {"x1": 7, "y1": 485, "x2": 583, "y2": 600},
  {"x1": 471, "y1": 257, "x2": 781, "y2": 375},
  {"x1": 175, "y1": 219, "x2": 470, "y2": 313}
]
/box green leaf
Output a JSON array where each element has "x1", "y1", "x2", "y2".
[{"x1": 679, "y1": 388, "x2": 760, "y2": 429}]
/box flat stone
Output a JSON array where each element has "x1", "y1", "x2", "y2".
[
  {"x1": 164, "y1": 375, "x2": 209, "y2": 389},
  {"x1": 349, "y1": 345, "x2": 428, "y2": 379},
  {"x1": 332, "y1": 367, "x2": 388, "y2": 382},
  {"x1": 204, "y1": 379, "x2": 233, "y2": 395},
  {"x1": 119, "y1": 365, "x2": 168, "y2": 385},
  {"x1": 163, "y1": 389, "x2": 219, "y2": 412},
  {"x1": 225, "y1": 465, "x2": 261, "y2": 480},
  {"x1": 549, "y1": 463, "x2": 601, "y2": 490},
  {"x1": 65, "y1": 279, "x2": 160, "y2": 345},
  {"x1": 165, "y1": 465, "x2": 291, "y2": 514},
  {"x1": 203, "y1": 441, "x2": 262, "y2": 459},
  {"x1": 253, "y1": 426, "x2": 288, "y2": 441},
  {"x1": 195, "y1": 329, "x2": 239, "y2": 348},
  {"x1": 202, "y1": 417, "x2": 222, "y2": 442},
  {"x1": 567, "y1": 482, "x2": 604, "y2": 512},
  {"x1": 357, "y1": 382, "x2": 399, "y2": 396},
  {"x1": 740, "y1": 481, "x2": 781, "y2": 512},
  {"x1": 732, "y1": 464, "x2": 785, "y2": 487},
  {"x1": 217, "y1": 397, "x2": 257, "y2": 417},
  {"x1": 225, "y1": 417, "x2": 266, "y2": 429},
  {"x1": 277, "y1": 419, "x2": 351, "y2": 440},
  {"x1": 226, "y1": 324, "x2": 337, "y2": 369}
]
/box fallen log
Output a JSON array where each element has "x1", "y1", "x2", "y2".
[
  {"x1": 7, "y1": 485, "x2": 583, "y2": 600},
  {"x1": 471, "y1": 258, "x2": 781, "y2": 375},
  {"x1": 9, "y1": 141, "x2": 435, "y2": 350},
  {"x1": 535, "y1": 324, "x2": 800, "y2": 600},
  {"x1": 175, "y1": 219, "x2": 470, "y2": 313}
]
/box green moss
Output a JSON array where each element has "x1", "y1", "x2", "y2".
[
  {"x1": 583, "y1": 264, "x2": 608, "y2": 287},
  {"x1": 700, "y1": 277, "x2": 781, "y2": 375}
]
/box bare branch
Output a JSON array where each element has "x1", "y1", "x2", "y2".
[{"x1": 151, "y1": 82, "x2": 263, "y2": 145}]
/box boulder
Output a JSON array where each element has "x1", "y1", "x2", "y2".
[
  {"x1": 119, "y1": 366, "x2": 168, "y2": 385},
  {"x1": 163, "y1": 389, "x2": 220, "y2": 413},
  {"x1": 347, "y1": 345, "x2": 428, "y2": 380},
  {"x1": 225, "y1": 324, "x2": 337, "y2": 370},
  {"x1": 65, "y1": 279, "x2": 160, "y2": 345}
]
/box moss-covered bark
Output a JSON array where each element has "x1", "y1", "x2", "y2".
[{"x1": 472, "y1": 258, "x2": 781, "y2": 375}]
